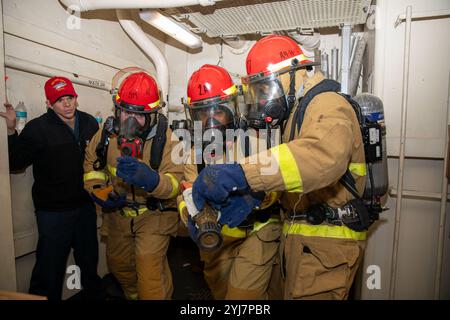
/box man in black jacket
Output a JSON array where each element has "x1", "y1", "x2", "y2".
[{"x1": 0, "y1": 76, "x2": 103, "y2": 300}]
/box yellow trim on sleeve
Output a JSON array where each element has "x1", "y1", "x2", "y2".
[
  {"x1": 83, "y1": 171, "x2": 107, "y2": 182},
  {"x1": 349, "y1": 162, "x2": 366, "y2": 176},
  {"x1": 107, "y1": 165, "x2": 117, "y2": 177},
  {"x1": 164, "y1": 173, "x2": 180, "y2": 199},
  {"x1": 271, "y1": 144, "x2": 303, "y2": 192},
  {"x1": 221, "y1": 225, "x2": 247, "y2": 238},
  {"x1": 178, "y1": 200, "x2": 187, "y2": 214}
]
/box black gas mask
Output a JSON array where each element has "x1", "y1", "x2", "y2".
[
  {"x1": 246, "y1": 95, "x2": 289, "y2": 129},
  {"x1": 189, "y1": 103, "x2": 237, "y2": 156},
  {"x1": 242, "y1": 76, "x2": 289, "y2": 129}
]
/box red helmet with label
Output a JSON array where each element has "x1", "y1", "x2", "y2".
[
  {"x1": 185, "y1": 64, "x2": 238, "y2": 133},
  {"x1": 114, "y1": 72, "x2": 161, "y2": 113},
  {"x1": 187, "y1": 64, "x2": 237, "y2": 106},
  {"x1": 245, "y1": 35, "x2": 311, "y2": 76},
  {"x1": 241, "y1": 35, "x2": 312, "y2": 129}
]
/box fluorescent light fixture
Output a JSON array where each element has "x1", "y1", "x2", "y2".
[{"x1": 139, "y1": 10, "x2": 202, "y2": 49}]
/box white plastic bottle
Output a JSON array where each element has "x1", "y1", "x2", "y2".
[
  {"x1": 15, "y1": 101, "x2": 27, "y2": 132},
  {"x1": 95, "y1": 111, "x2": 103, "y2": 124}
]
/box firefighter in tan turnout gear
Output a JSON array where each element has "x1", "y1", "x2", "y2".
[
  {"x1": 83, "y1": 71, "x2": 182, "y2": 300},
  {"x1": 178, "y1": 64, "x2": 282, "y2": 300},
  {"x1": 192, "y1": 35, "x2": 370, "y2": 299}
]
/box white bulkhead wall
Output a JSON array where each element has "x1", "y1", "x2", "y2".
[{"x1": 362, "y1": 0, "x2": 450, "y2": 299}]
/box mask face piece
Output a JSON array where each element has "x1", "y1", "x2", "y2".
[
  {"x1": 119, "y1": 115, "x2": 144, "y2": 139},
  {"x1": 241, "y1": 74, "x2": 288, "y2": 129},
  {"x1": 118, "y1": 116, "x2": 145, "y2": 158}
]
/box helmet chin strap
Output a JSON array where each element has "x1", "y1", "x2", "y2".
[
  {"x1": 286, "y1": 60, "x2": 298, "y2": 116},
  {"x1": 281, "y1": 65, "x2": 308, "y2": 135}
]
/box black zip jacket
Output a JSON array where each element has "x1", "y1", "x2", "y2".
[{"x1": 8, "y1": 108, "x2": 99, "y2": 211}]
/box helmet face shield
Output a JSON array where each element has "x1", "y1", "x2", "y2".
[
  {"x1": 187, "y1": 96, "x2": 237, "y2": 132},
  {"x1": 241, "y1": 72, "x2": 288, "y2": 129}
]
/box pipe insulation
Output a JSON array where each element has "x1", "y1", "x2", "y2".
[
  {"x1": 348, "y1": 33, "x2": 368, "y2": 97},
  {"x1": 60, "y1": 0, "x2": 221, "y2": 11},
  {"x1": 116, "y1": 9, "x2": 169, "y2": 115}
]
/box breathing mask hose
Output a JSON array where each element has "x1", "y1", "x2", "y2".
[{"x1": 266, "y1": 122, "x2": 272, "y2": 149}]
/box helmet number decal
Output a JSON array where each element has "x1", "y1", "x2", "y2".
[
  {"x1": 198, "y1": 84, "x2": 209, "y2": 96},
  {"x1": 279, "y1": 49, "x2": 296, "y2": 59}
]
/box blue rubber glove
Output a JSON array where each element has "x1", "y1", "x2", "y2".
[
  {"x1": 192, "y1": 164, "x2": 250, "y2": 211},
  {"x1": 90, "y1": 192, "x2": 127, "y2": 209},
  {"x1": 116, "y1": 156, "x2": 160, "y2": 192},
  {"x1": 187, "y1": 216, "x2": 199, "y2": 244},
  {"x1": 218, "y1": 192, "x2": 264, "y2": 228}
]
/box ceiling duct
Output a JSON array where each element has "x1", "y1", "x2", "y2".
[{"x1": 164, "y1": 0, "x2": 372, "y2": 38}]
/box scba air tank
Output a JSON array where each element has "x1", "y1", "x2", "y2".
[{"x1": 354, "y1": 93, "x2": 389, "y2": 200}]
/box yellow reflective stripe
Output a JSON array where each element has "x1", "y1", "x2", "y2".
[
  {"x1": 221, "y1": 217, "x2": 280, "y2": 238},
  {"x1": 268, "y1": 53, "x2": 310, "y2": 72},
  {"x1": 253, "y1": 217, "x2": 280, "y2": 232},
  {"x1": 223, "y1": 84, "x2": 237, "y2": 96},
  {"x1": 349, "y1": 162, "x2": 366, "y2": 176},
  {"x1": 122, "y1": 206, "x2": 148, "y2": 217},
  {"x1": 107, "y1": 165, "x2": 117, "y2": 177},
  {"x1": 178, "y1": 200, "x2": 187, "y2": 214},
  {"x1": 283, "y1": 222, "x2": 366, "y2": 240},
  {"x1": 148, "y1": 99, "x2": 160, "y2": 109},
  {"x1": 221, "y1": 225, "x2": 247, "y2": 238},
  {"x1": 271, "y1": 144, "x2": 303, "y2": 192},
  {"x1": 164, "y1": 173, "x2": 179, "y2": 199},
  {"x1": 83, "y1": 171, "x2": 107, "y2": 182}
]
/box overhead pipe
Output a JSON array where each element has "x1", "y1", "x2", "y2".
[
  {"x1": 116, "y1": 9, "x2": 170, "y2": 115},
  {"x1": 348, "y1": 33, "x2": 367, "y2": 97},
  {"x1": 61, "y1": 1, "x2": 217, "y2": 113},
  {"x1": 340, "y1": 24, "x2": 352, "y2": 94},
  {"x1": 61, "y1": 0, "x2": 222, "y2": 11},
  {"x1": 330, "y1": 47, "x2": 339, "y2": 81},
  {"x1": 5, "y1": 55, "x2": 110, "y2": 91}
]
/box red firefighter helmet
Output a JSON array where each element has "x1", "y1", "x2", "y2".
[
  {"x1": 114, "y1": 72, "x2": 161, "y2": 113},
  {"x1": 187, "y1": 64, "x2": 237, "y2": 105},
  {"x1": 241, "y1": 35, "x2": 313, "y2": 129},
  {"x1": 245, "y1": 35, "x2": 312, "y2": 76},
  {"x1": 185, "y1": 64, "x2": 238, "y2": 133}
]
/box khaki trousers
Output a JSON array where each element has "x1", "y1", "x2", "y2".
[
  {"x1": 200, "y1": 222, "x2": 282, "y2": 300},
  {"x1": 102, "y1": 210, "x2": 179, "y2": 300},
  {"x1": 281, "y1": 227, "x2": 365, "y2": 300}
]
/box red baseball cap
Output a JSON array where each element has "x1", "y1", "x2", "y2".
[{"x1": 44, "y1": 76, "x2": 78, "y2": 105}]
